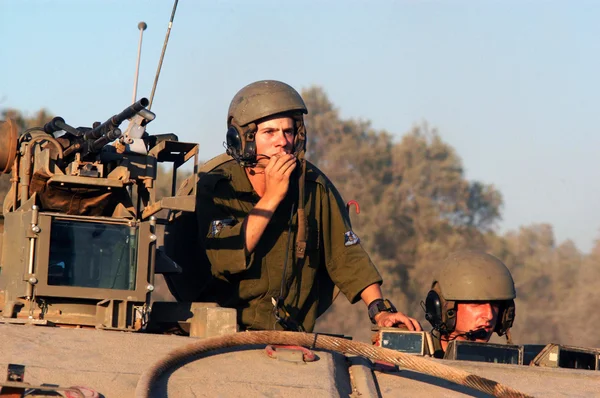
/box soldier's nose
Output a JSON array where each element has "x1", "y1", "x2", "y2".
[{"x1": 274, "y1": 131, "x2": 288, "y2": 146}]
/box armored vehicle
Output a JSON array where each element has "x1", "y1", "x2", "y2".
[{"x1": 0, "y1": 96, "x2": 599, "y2": 398}]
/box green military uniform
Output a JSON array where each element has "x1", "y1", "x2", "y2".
[{"x1": 196, "y1": 154, "x2": 382, "y2": 332}]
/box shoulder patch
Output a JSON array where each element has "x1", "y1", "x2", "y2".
[
  {"x1": 209, "y1": 218, "x2": 237, "y2": 237},
  {"x1": 344, "y1": 230, "x2": 360, "y2": 247}
]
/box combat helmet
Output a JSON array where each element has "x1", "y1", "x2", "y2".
[
  {"x1": 424, "y1": 250, "x2": 516, "y2": 337},
  {"x1": 225, "y1": 80, "x2": 308, "y2": 166}
]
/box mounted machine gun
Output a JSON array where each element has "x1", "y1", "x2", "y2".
[{"x1": 0, "y1": 101, "x2": 199, "y2": 331}]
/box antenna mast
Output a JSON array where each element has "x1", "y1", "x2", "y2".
[
  {"x1": 148, "y1": 0, "x2": 179, "y2": 110},
  {"x1": 132, "y1": 21, "x2": 147, "y2": 104}
]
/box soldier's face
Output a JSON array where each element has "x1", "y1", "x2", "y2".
[
  {"x1": 255, "y1": 117, "x2": 295, "y2": 162},
  {"x1": 454, "y1": 302, "x2": 500, "y2": 342}
]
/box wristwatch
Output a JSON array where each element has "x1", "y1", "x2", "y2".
[{"x1": 368, "y1": 299, "x2": 397, "y2": 324}]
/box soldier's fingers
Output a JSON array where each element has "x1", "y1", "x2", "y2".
[
  {"x1": 272, "y1": 155, "x2": 296, "y2": 174},
  {"x1": 264, "y1": 155, "x2": 279, "y2": 173},
  {"x1": 407, "y1": 317, "x2": 422, "y2": 331},
  {"x1": 403, "y1": 317, "x2": 422, "y2": 331},
  {"x1": 395, "y1": 314, "x2": 416, "y2": 331},
  {"x1": 267, "y1": 154, "x2": 287, "y2": 172},
  {"x1": 281, "y1": 159, "x2": 297, "y2": 176}
]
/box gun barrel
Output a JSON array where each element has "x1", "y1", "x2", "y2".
[
  {"x1": 88, "y1": 128, "x2": 123, "y2": 154},
  {"x1": 43, "y1": 117, "x2": 66, "y2": 135},
  {"x1": 84, "y1": 98, "x2": 149, "y2": 141}
]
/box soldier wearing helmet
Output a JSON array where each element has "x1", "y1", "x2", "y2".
[
  {"x1": 424, "y1": 250, "x2": 516, "y2": 357},
  {"x1": 171, "y1": 80, "x2": 421, "y2": 333}
]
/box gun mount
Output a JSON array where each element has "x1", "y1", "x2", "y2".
[{"x1": 0, "y1": 102, "x2": 201, "y2": 332}]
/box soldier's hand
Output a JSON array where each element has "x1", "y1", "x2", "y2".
[
  {"x1": 263, "y1": 154, "x2": 297, "y2": 203},
  {"x1": 375, "y1": 312, "x2": 422, "y2": 331}
]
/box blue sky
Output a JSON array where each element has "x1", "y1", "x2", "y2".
[{"x1": 2, "y1": 1, "x2": 599, "y2": 252}]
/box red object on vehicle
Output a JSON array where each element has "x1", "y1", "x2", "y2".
[
  {"x1": 264, "y1": 345, "x2": 316, "y2": 362},
  {"x1": 346, "y1": 200, "x2": 360, "y2": 214},
  {"x1": 65, "y1": 386, "x2": 100, "y2": 398}
]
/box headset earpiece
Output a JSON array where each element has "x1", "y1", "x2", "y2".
[
  {"x1": 225, "y1": 120, "x2": 257, "y2": 166},
  {"x1": 425, "y1": 289, "x2": 443, "y2": 330},
  {"x1": 243, "y1": 126, "x2": 256, "y2": 160},
  {"x1": 495, "y1": 299, "x2": 515, "y2": 336},
  {"x1": 226, "y1": 126, "x2": 242, "y2": 155},
  {"x1": 424, "y1": 282, "x2": 457, "y2": 335}
]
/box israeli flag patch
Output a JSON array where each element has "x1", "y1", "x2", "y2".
[
  {"x1": 209, "y1": 218, "x2": 235, "y2": 237},
  {"x1": 344, "y1": 230, "x2": 360, "y2": 247}
]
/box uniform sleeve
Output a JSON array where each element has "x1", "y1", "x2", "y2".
[
  {"x1": 320, "y1": 182, "x2": 382, "y2": 304},
  {"x1": 196, "y1": 179, "x2": 254, "y2": 276}
]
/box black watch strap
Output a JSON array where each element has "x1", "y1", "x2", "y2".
[{"x1": 368, "y1": 299, "x2": 397, "y2": 324}]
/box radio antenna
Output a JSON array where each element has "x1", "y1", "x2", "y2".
[
  {"x1": 132, "y1": 21, "x2": 147, "y2": 104},
  {"x1": 148, "y1": 0, "x2": 179, "y2": 110}
]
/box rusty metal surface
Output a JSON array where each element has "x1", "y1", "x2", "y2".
[{"x1": 0, "y1": 119, "x2": 17, "y2": 174}]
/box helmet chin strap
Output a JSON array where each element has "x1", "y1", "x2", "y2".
[
  {"x1": 293, "y1": 115, "x2": 308, "y2": 259},
  {"x1": 505, "y1": 328, "x2": 513, "y2": 344},
  {"x1": 295, "y1": 150, "x2": 307, "y2": 260}
]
